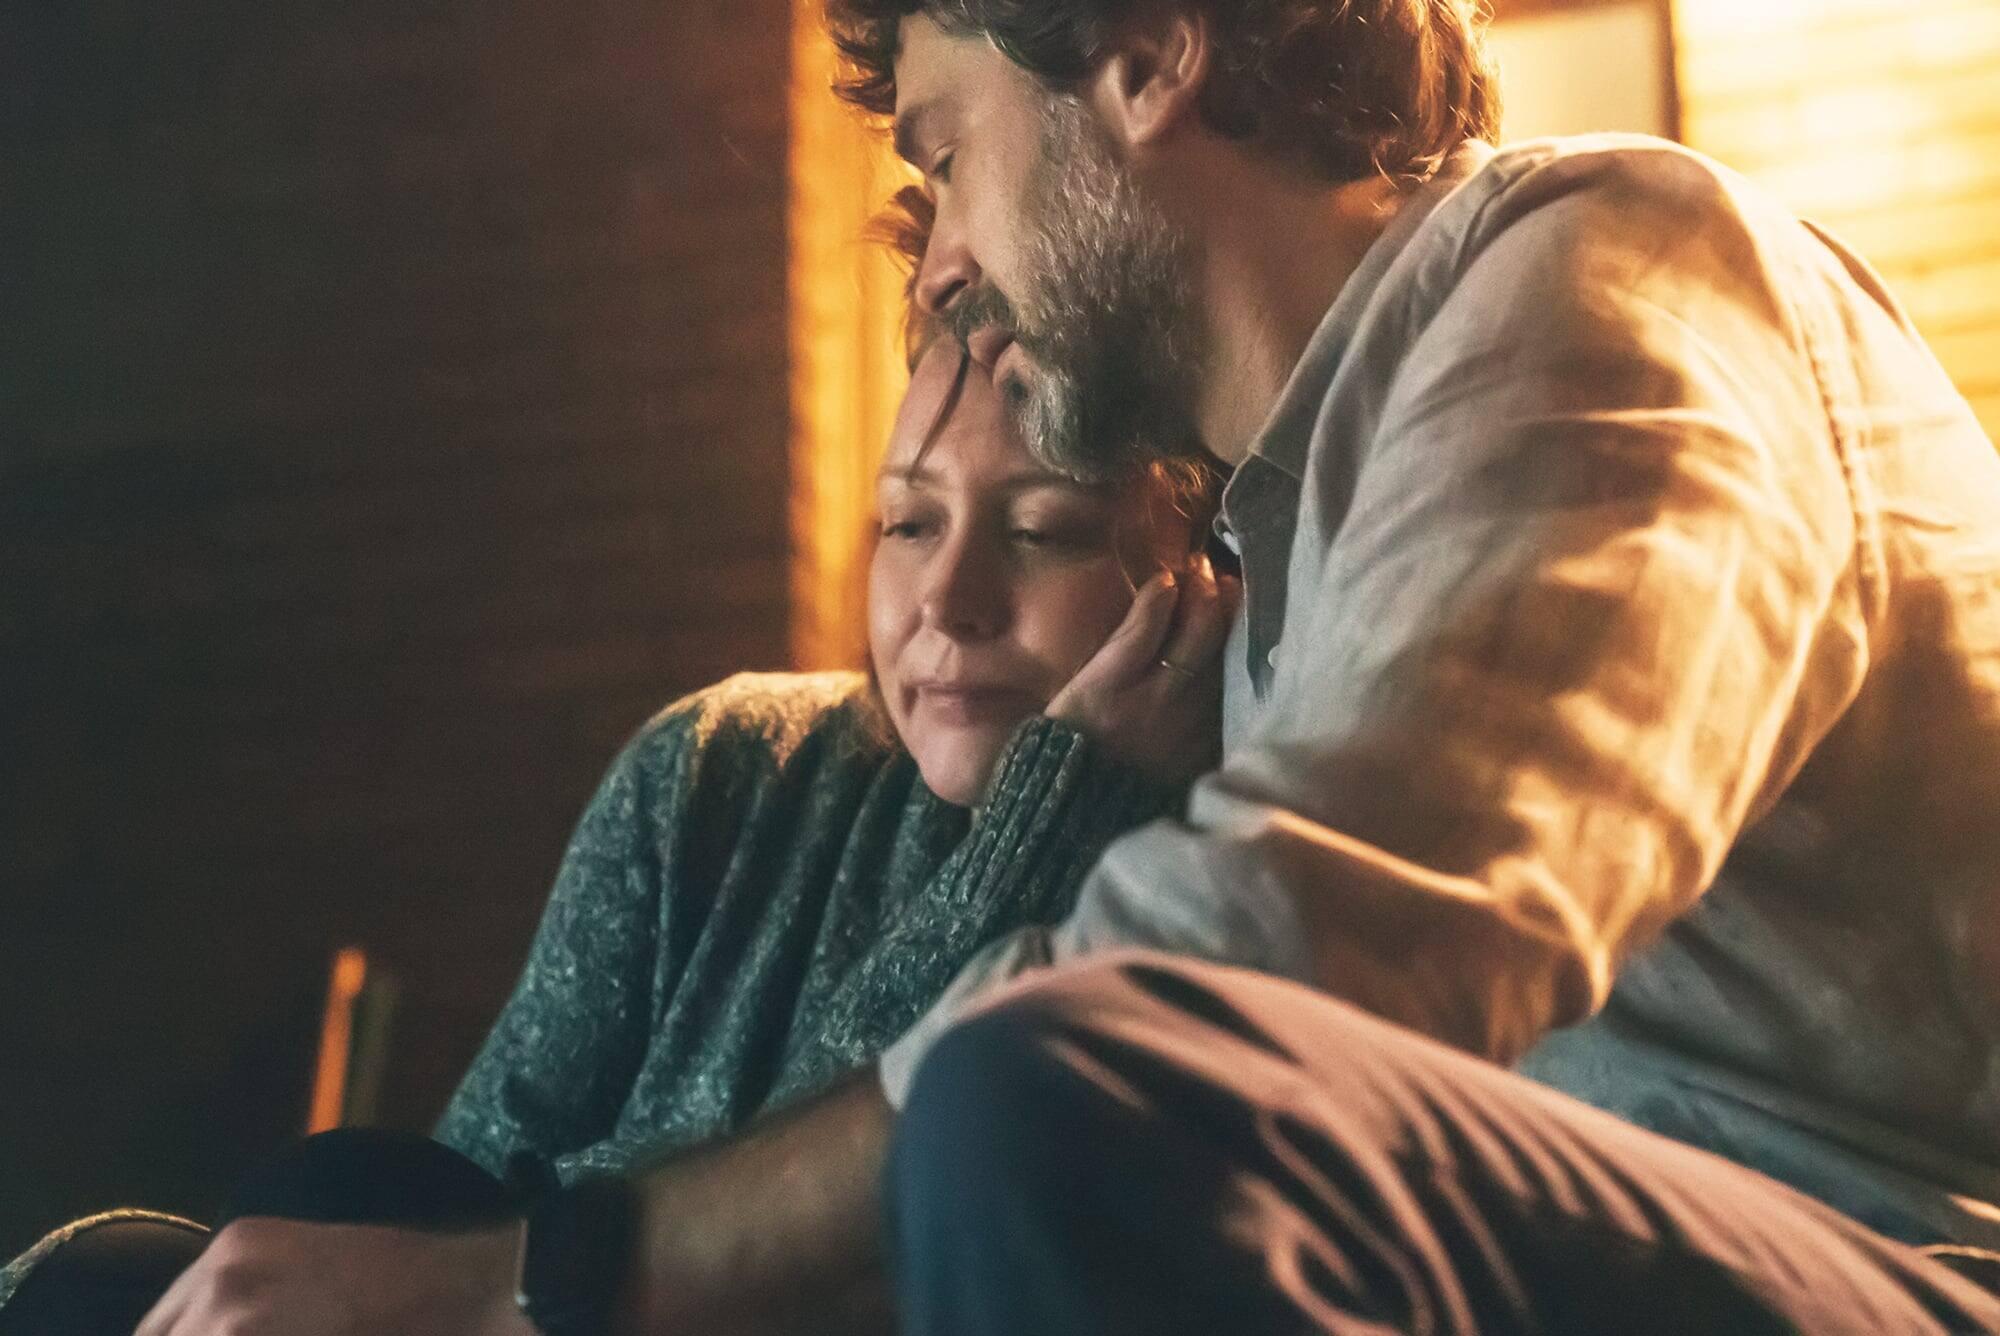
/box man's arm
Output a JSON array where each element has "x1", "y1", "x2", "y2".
[
  {"x1": 138, "y1": 1073, "x2": 893, "y2": 1336},
  {"x1": 615, "y1": 1071, "x2": 894, "y2": 1335}
]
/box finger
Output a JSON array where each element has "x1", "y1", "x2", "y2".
[{"x1": 1157, "y1": 558, "x2": 1236, "y2": 682}]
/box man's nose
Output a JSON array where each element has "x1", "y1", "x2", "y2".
[{"x1": 914, "y1": 219, "x2": 979, "y2": 318}]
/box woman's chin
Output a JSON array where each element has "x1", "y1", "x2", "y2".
[{"x1": 913, "y1": 733, "x2": 1013, "y2": 808}]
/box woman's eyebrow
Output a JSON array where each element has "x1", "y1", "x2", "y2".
[
  {"x1": 877, "y1": 462, "x2": 929, "y2": 487},
  {"x1": 878, "y1": 463, "x2": 1099, "y2": 494},
  {"x1": 999, "y1": 471, "x2": 1099, "y2": 494}
]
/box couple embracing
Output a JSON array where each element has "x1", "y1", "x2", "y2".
[{"x1": 15, "y1": 0, "x2": 2000, "y2": 1332}]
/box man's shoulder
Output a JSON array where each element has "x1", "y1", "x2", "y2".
[
  {"x1": 1446, "y1": 133, "x2": 1783, "y2": 253},
  {"x1": 1353, "y1": 131, "x2": 1816, "y2": 358},
  {"x1": 1480, "y1": 132, "x2": 1720, "y2": 180}
]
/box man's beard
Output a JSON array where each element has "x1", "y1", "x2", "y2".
[{"x1": 945, "y1": 95, "x2": 1205, "y2": 479}]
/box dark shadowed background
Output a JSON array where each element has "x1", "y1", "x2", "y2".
[{"x1": 0, "y1": 0, "x2": 792, "y2": 1252}]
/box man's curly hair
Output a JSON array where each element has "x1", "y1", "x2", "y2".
[{"x1": 828, "y1": 0, "x2": 1501, "y2": 185}]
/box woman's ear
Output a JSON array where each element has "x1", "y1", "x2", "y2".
[
  {"x1": 1112, "y1": 469, "x2": 1199, "y2": 591},
  {"x1": 1086, "y1": 11, "x2": 1213, "y2": 153}
]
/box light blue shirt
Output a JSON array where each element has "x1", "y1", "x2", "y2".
[{"x1": 883, "y1": 135, "x2": 2000, "y2": 1248}]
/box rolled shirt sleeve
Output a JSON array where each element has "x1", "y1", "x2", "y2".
[{"x1": 881, "y1": 141, "x2": 1871, "y2": 1105}]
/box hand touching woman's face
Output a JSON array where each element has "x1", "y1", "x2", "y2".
[{"x1": 869, "y1": 342, "x2": 1190, "y2": 806}]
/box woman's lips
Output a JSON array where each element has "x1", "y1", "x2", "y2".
[{"x1": 911, "y1": 684, "x2": 1039, "y2": 726}]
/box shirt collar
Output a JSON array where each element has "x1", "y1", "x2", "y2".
[{"x1": 1238, "y1": 140, "x2": 1498, "y2": 483}]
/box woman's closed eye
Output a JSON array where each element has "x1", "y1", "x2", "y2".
[
  {"x1": 1006, "y1": 503, "x2": 1108, "y2": 554},
  {"x1": 1008, "y1": 524, "x2": 1088, "y2": 551},
  {"x1": 880, "y1": 514, "x2": 939, "y2": 542}
]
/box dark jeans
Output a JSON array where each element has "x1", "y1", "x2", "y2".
[
  {"x1": 0, "y1": 1129, "x2": 514, "y2": 1336},
  {"x1": 887, "y1": 953, "x2": 2000, "y2": 1335}
]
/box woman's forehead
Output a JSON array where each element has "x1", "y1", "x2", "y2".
[{"x1": 881, "y1": 345, "x2": 1017, "y2": 475}]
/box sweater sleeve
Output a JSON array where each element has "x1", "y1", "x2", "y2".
[
  {"x1": 861, "y1": 717, "x2": 1185, "y2": 1099},
  {"x1": 948, "y1": 714, "x2": 1190, "y2": 913},
  {"x1": 433, "y1": 717, "x2": 689, "y2": 1178},
  {"x1": 762, "y1": 711, "x2": 1188, "y2": 1103}
]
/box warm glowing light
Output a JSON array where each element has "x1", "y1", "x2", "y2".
[
  {"x1": 1675, "y1": 0, "x2": 1900, "y2": 40},
  {"x1": 788, "y1": 6, "x2": 917, "y2": 671},
  {"x1": 306, "y1": 946, "x2": 368, "y2": 1135},
  {"x1": 1674, "y1": 0, "x2": 2000, "y2": 443}
]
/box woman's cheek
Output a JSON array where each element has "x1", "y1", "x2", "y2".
[
  {"x1": 865, "y1": 552, "x2": 915, "y2": 724},
  {"x1": 1034, "y1": 566, "x2": 1141, "y2": 684}
]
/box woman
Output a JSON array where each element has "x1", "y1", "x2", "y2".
[
  {"x1": 0, "y1": 330, "x2": 1235, "y2": 1329},
  {"x1": 433, "y1": 333, "x2": 1233, "y2": 1181}
]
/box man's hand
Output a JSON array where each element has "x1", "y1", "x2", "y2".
[
  {"x1": 1046, "y1": 554, "x2": 1240, "y2": 786},
  {"x1": 136, "y1": 1216, "x2": 529, "y2": 1336},
  {"x1": 130, "y1": 1073, "x2": 893, "y2": 1336}
]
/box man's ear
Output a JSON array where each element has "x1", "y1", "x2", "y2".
[{"x1": 1087, "y1": 11, "x2": 1212, "y2": 151}]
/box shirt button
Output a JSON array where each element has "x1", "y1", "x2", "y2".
[{"x1": 1266, "y1": 644, "x2": 1281, "y2": 669}]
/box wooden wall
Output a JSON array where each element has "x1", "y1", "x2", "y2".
[
  {"x1": 787, "y1": 19, "x2": 912, "y2": 673},
  {"x1": 1674, "y1": 0, "x2": 2000, "y2": 441},
  {"x1": 0, "y1": 0, "x2": 793, "y2": 1251},
  {"x1": 1487, "y1": 0, "x2": 1675, "y2": 142}
]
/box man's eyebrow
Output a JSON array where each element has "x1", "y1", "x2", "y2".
[{"x1": 893, "y1": 101, "x2": 938, "y2": 167}]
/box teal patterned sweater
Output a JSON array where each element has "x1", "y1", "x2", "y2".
[{"x1": 433, "y1": 672, "x2": 1183, "y2": 1182}]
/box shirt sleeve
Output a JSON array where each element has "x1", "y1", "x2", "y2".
[
  {"x1": 434, "y1": 723, "x2": 683, "y2": 1177},
  {"x1": 881, "y1": 148, "x2": 1871, "y2": 1103}
]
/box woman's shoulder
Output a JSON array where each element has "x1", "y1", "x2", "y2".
[{"x1": 623, "y1": 671, "x2": 897, "y2": 778}]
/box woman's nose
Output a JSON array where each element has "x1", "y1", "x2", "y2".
[{"x1": 919, "y1": 534, "x2": 1007, "y2": 641}]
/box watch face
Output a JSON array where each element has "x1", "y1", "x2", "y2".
[{"x1": 515, "y1": 1178, "x2": 634, "y2": 1336}]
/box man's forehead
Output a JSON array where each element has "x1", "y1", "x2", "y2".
[
  {"x1": 892, "y1": 13, "x2": 1004, "y2": 112},
  {"x1": 892, "y1": 14, "x2": 953, "y2": 110}
]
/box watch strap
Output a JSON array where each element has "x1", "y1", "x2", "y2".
[{"x1": 510, "y1": 1165, "x2": 635, "y2": 1336}]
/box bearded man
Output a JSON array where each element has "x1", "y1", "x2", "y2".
[{"x1": 134, "y1": 2, "x2": 2000, "y2": 1333}]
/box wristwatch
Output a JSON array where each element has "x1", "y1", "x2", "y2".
[{"x1": 510, "y1": 1158, "x2": 636, "y2": 1336}]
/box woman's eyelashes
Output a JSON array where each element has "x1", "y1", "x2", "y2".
[
  {"x1": 877, "y1": 494, "x2": 949, "y2": 541},
  {"x1": 877, "y1": 503, "x2": 1108, "y2": 556},
  {"x1": 1008, "y1": 494, "x2": 1114, "y2": 553},
  {"x1": 1006, "y1": 516, "x2": 1093, "y2": 551}
]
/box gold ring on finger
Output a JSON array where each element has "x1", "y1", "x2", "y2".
[{"x1": 1157, "y1": 657, "x2": 1197, "y2": 682}]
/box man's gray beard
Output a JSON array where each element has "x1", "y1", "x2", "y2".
[{"x1": 999, "y1": 96, "x2": 1205, "y2": 479}]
